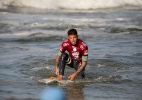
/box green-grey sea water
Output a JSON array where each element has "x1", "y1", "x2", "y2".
[{"x1": 0, "y1": 7, "x2": 142, "y2": 100}]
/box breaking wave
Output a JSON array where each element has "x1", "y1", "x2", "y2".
[{"x1": 0, "y1": 0, "x2": 142, "y2": 10}]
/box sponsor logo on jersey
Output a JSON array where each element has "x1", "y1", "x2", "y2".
[
  {"x1": 63, "y1": 43, "x2": 68, "y2": 47},
  {"x1": 80, "y1": 45, "x2": 84, "y2": 50},
  {"x1": 72, "y1": 46, "x2": 77, "y2": 51},
  {"x1": 72, "y1": 52, "x2": 79, "y2": 59},
  {"x1": 72, "y1": 46, "x2": 79, "y2": 59}
]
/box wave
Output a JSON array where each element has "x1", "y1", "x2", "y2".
[{"x1": 0, "y1": 0, "x2": 142, "y2": 10}]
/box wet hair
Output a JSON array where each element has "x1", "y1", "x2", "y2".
[{"x1": 67, "y1": 29, "x2": 78, "y2": 36}]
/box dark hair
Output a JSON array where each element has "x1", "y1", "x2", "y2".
[{"x1": 67, "y1": 29, "x2": 78, "y2": 36}]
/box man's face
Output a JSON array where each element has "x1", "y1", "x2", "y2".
[{"x1": 68, "y1": 35, "x2": 78, "y2": 45}]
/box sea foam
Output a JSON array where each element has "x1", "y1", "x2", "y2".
[{"x1": 0, "y1": 0, "x2": 142, "y2": 10}]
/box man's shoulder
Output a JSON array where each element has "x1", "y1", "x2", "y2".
[
  {"x1": 79, "y1": 39, "x2": 88, "y2": 47},
  {"x1": 62, "y1": 39, "x2": 70, "y2": 47}
]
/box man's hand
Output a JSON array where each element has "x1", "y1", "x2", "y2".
[
  {"x1": 68, "y1": 73, "x2": 77, "y2": 81},
  {"x1": 56, "y1": 75, "x2": 63, "y2": 81},
  {"x1": 68, "y1": 61, "x2": 87, "y2": 81}
]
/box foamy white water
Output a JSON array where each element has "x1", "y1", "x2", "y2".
[{"x1": 0, "y1": 0, "x2": 142, "y2": 10}]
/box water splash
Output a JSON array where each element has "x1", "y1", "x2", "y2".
[{"x1": 0, "y1": 0, "x2": 142, "y2": 10}]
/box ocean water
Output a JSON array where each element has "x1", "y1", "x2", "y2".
[{"x1": 0, "y1": 0, "x2": 142, "y2": 100}]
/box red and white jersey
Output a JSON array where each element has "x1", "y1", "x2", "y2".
[{"x1": 59, "y1": 39, "x2": 88, "y2": 62}]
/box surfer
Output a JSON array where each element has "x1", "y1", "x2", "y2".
[{"x1": 55, "y1": 29, "x2": 88, "y2": 81}]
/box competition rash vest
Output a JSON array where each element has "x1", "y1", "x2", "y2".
[{"x1": 58, "y1": 39, "x2": 88, "y2": 63}]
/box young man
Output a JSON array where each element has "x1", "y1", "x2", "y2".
[{"x1": 55, "y1": 29, "x2": 88, "y2": 81}]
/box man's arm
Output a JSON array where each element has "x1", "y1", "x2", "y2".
[
  {"x1": 55, "y1": 55, "x2": 60, "y2": 75},
  {"x1": 75, "y1": 61, "x2": 87, "y2": 75},
  {"x1": 68, "y1": 61, "x2": 87, "y2": 81},
  {"x1": 55, "y1": 54, "x2": 64, "y2": 81}
]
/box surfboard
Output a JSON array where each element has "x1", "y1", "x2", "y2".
[{"x1": 38, "y1": 76, "x2": 73, "y2": 85}]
